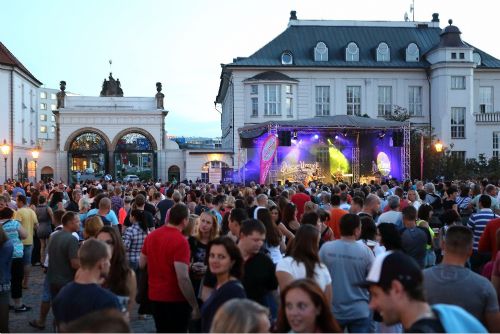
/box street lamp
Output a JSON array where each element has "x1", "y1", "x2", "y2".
[
  {"x1": 31, "y1": 146, "x2": 40, "y2": 182},
  {"x1": 1, "y1": 139, "x2": 10, "y2": 182},
  {"x1": 434, "y1": 139, "x2": 443, "y2": 153}
]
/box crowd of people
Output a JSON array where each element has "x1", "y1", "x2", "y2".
[{"x1": 0, "y1": 176, "x2": 499, "y2": 333}]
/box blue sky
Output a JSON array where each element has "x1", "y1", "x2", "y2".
[{"x1": 2, "y1": 0, "x2": 499, "y2": 137}]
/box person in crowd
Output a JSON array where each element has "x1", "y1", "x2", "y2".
[
  {"x1": 0, "y1": 208, "x2": 29, "y2": 312},
  {"x1": 118, "y1": 196, "x2": 132, "y2": 228},
  {"x1": 34, "y1": 195, "x2": 53, "y2": 266},
  {"x1": 188, "y1": 210, "x2": 218, "y2": 298},
  {"x1": 378, "y1": 223, "x2": 403, "y2": 249},
  {"x1": 46, "y1": 211, "x2": 80, "y2": 299},
  {"x1": 423, "y1": 225, "x2": 500, "y2": 332},
  {"x1": 407, "y1": 189, "x2": 423, "y2": 211},
  {"x1": 210, "y1": 298, "x2": 270, "y2": 333},
  {"x1": 319, "y1": 214, "x2": 374, "y2": 332},
  {"x1": 442, "y1": 185, "x2": 459, "y2": 213},
  {"x1": 377, "y1": 195, "x2": 403, "y2": 229},
  {"x1": 49, "y1": 191, "x2": 65, "y2": 212},
  {"x1": 349, "y1": 196, "x2": 364, "y2": 215},
  {"x1": 269, "y1": 205, "x2": 294, "y2": 244},
  {"x1": 291, "y1": 184, "x2": 311, "y2": 221},
  {"x1": 317, "y1": 209, "x2": 334, "y2": 247},
  {"x1": 140, "y1": 204, "x2": 199, "y2": 333},
  {"x1": 256, "y1": 208, "x2": 284, "y2": 264},
  {"x1": 0, "y1": 225, "x2": 13, "y2": 332},
  {"x1": 319, "y1": 192, "x2": 332, "y2": 211},
  {"x1": 226, "y1": 208, "x2": 248, "y2": 242},
  {"x1": 358, "y1": 216, "x2": 385, "y2": 256},
  {"x1": 400, "y1": 206, "x2": 429, "y2": 269},
  {"x1": 200, "y1": 236, "x2": 246, "y2": 333},
  {"x1": 86, "y1": 197, "x2": 119, "y2": 226},
  {"x1": 479, "y1": 216, "x2": 500, "y2": 261},
  {"x1": 14, "y1": 195, "x2": 38, "y2": 289},
  {"x1": 97, "y1": 226, "x2": 136, "y2": 315},
  {"x1": 326, "y1": 195, "x2": 348, "y2": 239},
  {"x1": 65, "y1": 189, "x2": 81, "y2": 212},
  {"x1": 52, "y1": 239, "x2": 123, "y2": 332},
  {"x1": 415, "y1": 203, "x2": 438, "y2": 266},
  {"x1": 276, "y1": 224, "x2": 332, "y2": 301},
  {"x1": 63, "y1": 308, "x2": 131, "y2": 333},
  {"x1": 365, "y1": 251, "x2": 487, "y2": 333},
  {"x1": 78, "y1": 197, "x2": 91, "y2": 227},
  {"x1": 156, "y1": 187, "x2": 174, "y2": 226},
  {"x1": 110, "y1": 187, "x2": 124, "y2": 217},
  {"x1": 358, "y1": 193, "x2": 381, "y2": 221},
  {"x1": 468, "y1": 195, "x2": 500, "y2": 272},
  {"x1": 83, "y1": 215, "x2": 103, "y2": 240},
  {"x1": 282, "y1": 202, "x2": 300, "y2": 234},
  {"x1": 276, "y1": 279, "x2": 341, "y2": 333}
]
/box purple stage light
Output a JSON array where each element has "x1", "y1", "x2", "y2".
[{"x1": 313, "y1": 134, "x2": 319, "y2": 140}]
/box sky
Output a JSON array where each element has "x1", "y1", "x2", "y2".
[{"x1": 1, "y1": 0, "x2": 499, "y2": 137}]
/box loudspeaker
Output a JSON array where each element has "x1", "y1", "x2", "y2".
[
  {"x1": 240, "y1": 138, "x2": 254, "y2": 148},
  {"x1": 278, "y1": 131, "x2": 291, "y2": 146},
  {"x1": 392, "y1": 131, "x2": 403, "y2": 147}
]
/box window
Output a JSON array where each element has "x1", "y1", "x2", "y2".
[
  {"x1": 408, "y1": 86, "x2": 423, "y2": 116},
  {"x1": 251, "y1": 97, "x2": 258, "y2": 117},
  {"x1": 40, "y1": 114, "x2": 47, "y2": 121},
  {"x1": 40, "y1": 92, "x2": 47, "y2": 99},
  {"x1": 451, "y1": 53, "x2": 457, "y2": 59},
  {"x1": 51, "y1": 115, "x2": 56, "y2": 122},
  {"x1": 378, "y1": 86, "x2": 392, "y2": 116},
  {"x1": 451, "y1": 151, "x2": 466, "y2": 162},
  {"x1": 251, "y1": 85, "x2": 258, "y2": 95},
  {"x1": 51, "y1": 126, "x2": 56, "y2": 133},
  {"x1": 314, "y1": 42, "x2": 328, "y2": 62},
  {"x1": 50, "y1": 93, "x2": 57, "y2": 100},
  {"x1": 376, "y1": 42, "x2": 390, "y2": 62},
  {"x1": 459, "y1": 53, "x2": 465, "y2": 59},
  {"x1": 473, "y1": 53, "x2": 482, "y2": 66},
  {"x1": 315, "y1": 86, "x2": 330, "y2": 116},
  {"x1": 494, "y1": 132, "x2": 499, "y2": 158},
  {"x1": 286, "y1": 97, "x2": 293, "y2": 117},
  {"x1": 40, "y1": 126, "x2": 47, "y2": 133},
  {"x1": 316, "y1": 146, "x2": 329, "y2": 163},
  {"x1": 451, "y1": 107, "x2": 466, "y2": 139},
  {"x1": 285, "y1": 84, "x2": 292, "y2": 94},
  {"x1": 346, "y1": 42, "x2": 359, "y2": 62},
  {"x1": 406, "y1": 43, "x2": 419, "y2": 62},
  {"x1": 40, "y1": 103, "x2": 47, "y2": 110},
  {"x1": 264, "y1": 85, "x2": 281, "y2": 115},
  {"x1": 346, "y1": 86, "x2": 361, "y2": 116},
  {"x1": 451, "y1": 76, "x2": 465, "y2": 89},
  {"x1": 479, "y1": 87, "x2": 493, "y2": 113},
  {"x1": 281, "y1": 51, "x2": 293, "y2": 65},
  {"x1": 51, "y1": 104, "x2": 57, "y2": 111}
]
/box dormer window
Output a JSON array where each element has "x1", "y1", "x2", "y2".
[
  {"x1": 406, "y1": 43, "x2": 419, "y2": 62},
  {"x1": 281, "y1": 51, "x2": 293, "y2": 65},
  {"x1": 376, "y1": 42, "x2": 390, "y2": 62},
  {"x1": 473, "y1": 52, "x2": 482, "y2": 66},
  {"x1": 346, "y1": 42, "x2": 359, "y2": 62},
  {"x1": 314, "y1": 42, "x2": 328, "y2": 61}
]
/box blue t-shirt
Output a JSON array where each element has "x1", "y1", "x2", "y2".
[
  {"x1": 1, "y1": 220, "x2": 24, "y2": 258},
  {"x1": 86, "y1": 209, "x2": 119, "y2": 226},
  {"x1": 53, "y1": 282, "x2": 122, "y2": 324}
]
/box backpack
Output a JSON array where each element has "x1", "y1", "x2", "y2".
[
  {"x1": 85, "y1": 213, "x2": 112, "y2": 226},
  {"x1": 428, "y1": 193, "x2": 443, "y2": 211}
]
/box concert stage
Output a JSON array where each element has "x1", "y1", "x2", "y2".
[{"x1": 237, "y1": 115, "x2": 410, "y2": 185}]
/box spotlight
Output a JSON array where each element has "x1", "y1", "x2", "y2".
[
  {"x1": 378, "y1": 131, "x2": 386, "y2": 139},
  {"x1": 343, "y1": 130, "x2": 348, "y2": 137},
  {"x1": 334, "y1": 135, "x2": 339, "y2": 140},
  {"x1": 313, "y1": 134, "x2": 319, "y2": 140},
  {"x1": 292, "y1": 130, "x2": 298, "y2": 140}
]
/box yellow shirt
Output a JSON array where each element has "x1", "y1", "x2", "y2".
[{"x1": 14, "y1": 207, "x2": 38, "y2": 245}]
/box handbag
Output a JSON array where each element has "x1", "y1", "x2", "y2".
[{"x1": 135, "y1": 266, "x2": 149, "y2": 304}]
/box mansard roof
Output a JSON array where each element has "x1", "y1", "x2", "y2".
[{"x1": 0, "y1": 42, "x2": 42, "y2": 85}]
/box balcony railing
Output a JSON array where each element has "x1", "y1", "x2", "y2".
[{"x1": 475, "y1": 112, "x2": 500, "y2": 124}]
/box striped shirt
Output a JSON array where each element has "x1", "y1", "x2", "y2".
[
  {"x1": 467, "y1": 209, "x2": 500, "y2": 251},
  {"x1": 122, "y1": 223, "x2": 147, "y2": 266}
]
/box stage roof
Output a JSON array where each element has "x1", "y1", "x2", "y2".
[{"x1": 239, "y1": 115, "x2": 407, "y2": 139}]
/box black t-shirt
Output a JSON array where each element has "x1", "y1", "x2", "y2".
[
  {"x1": 242, "y1": 253, "x2": 278, "y2": 305},
  {"x1": 157, "y1": 199, "x2": 174, "y2": 226},
  {"x1": 65, "y1": 201, "x2": 79, "y2": 213},
  {"x1": 442, "y1": 199, "x2": 455, "y2": 211},
  {"x1": 123, "y1": 209, "x2": 154, "y2": 228},
  {"x1": 405, "y1": 317, "x2": 445, "y2": 333}
]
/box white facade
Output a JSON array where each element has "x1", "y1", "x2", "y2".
[
  {"x1": 37, "y1": 88, "x2": 58, "y2": 140},
  {"x1": 216, "y1": 13, "x2": 500, "y2": 172}
]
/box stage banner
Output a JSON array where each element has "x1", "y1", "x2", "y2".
[
  {"x1": 221, "y1": 167, "x2": 234, "y2": 184},
  {"x1": 260, "y1": 134, "x2": 278, "y2": 184}
]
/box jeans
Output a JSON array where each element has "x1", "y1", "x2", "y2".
[
  {"x1": 337, "y1": 317, "x2": 371, "y2": 333},
  {"x1": 22, "y1": 245, "x2": 33, "y2": 266},
  {"x1": 151, "y1": 301, "x2": 191, "y2": 333}
]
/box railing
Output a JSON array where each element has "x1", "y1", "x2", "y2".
[{"x1": 475, "y1": 112, "x2": 500, "y2": 123}]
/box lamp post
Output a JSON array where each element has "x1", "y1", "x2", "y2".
[
  {"x1": 434, "y1": 139, "x2": 444, "y2": 179},
  {"x1": 1, "y1": 139, "x2": 10, "y2": 182},
  {"x1": 31, "y1": 146, "x2": 40, "y2": 183}
]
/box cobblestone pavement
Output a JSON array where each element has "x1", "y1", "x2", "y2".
[{"x1": 9, "y1": 265, "x2": 156, "y2": 333}]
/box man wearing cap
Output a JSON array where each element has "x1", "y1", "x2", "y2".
[
  {"x1": 423, "y1": 226, "x2": 500, "y2": 332},
  {"x1": 365, "y1": 251, "x2": 487, "y2": 333}
]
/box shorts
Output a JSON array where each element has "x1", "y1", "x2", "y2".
[
  {"x1": 23, "y1": 245, "x2": 33, "y2": 265},
  {"x1": 42, "y1": 275, "x2": 51, "y2": 303}
]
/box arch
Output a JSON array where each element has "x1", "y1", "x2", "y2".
[
  {"x1": 346, "y1": 42, "x2": 359, "y2": 62},
  {"x1": 111, "y1": 128, "x2": 158, "y2": 151},
  {"x1": 314, "y1": 41, "x2": 328, "y2": 61},
  {"x1": 41, "y1": 166, "x2": 54, "y2": 182},
  {"x1": 64, "y1": 127, "x2": 111, "y2": 152},
  {"x1": 17, "y1": 158, "x2": 22, "y2": 180},
  {"x1": 168, "y1": 165, "x2": 180, "y2": 182},
  {"x1": 281, "y1": 50, "x2": 293, "y2": 65},
  {"x1": 41, "y1": 166, "x2": 54, "y2": 174},
  {"x1": 376, "y1": 42, "x2": 390, "y2": 62}
]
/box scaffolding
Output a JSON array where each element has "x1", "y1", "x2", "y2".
[
  {"x1": 267, "y1": 123, "x2": 279, "y2": 184},
  {"x1": 401, "y1": 121, "x2": 411, "y2": 181}
]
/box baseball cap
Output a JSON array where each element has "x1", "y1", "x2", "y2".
[{"x1": 358, "y1": 251, "x2": 422, "y2": 289}]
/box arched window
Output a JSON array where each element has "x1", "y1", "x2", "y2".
[
  {"x1": 376, "y1": 42, "x2": 390, "y2": 62},
  {"x1": 281, "y1": 51, "x2": 293, "y2": 65},
  {"x1": 68, "y1": 132, "x2": 108, "y2": 183},
  {"x1": 473, "y1": 52, "x2": 482, "y2": 66},
  {"x1": 406, "y1": 43, "x2": 419, "y2": 62},
  {"x1": 114, "y1": 132, "x2": 155, "y2": 181},
  {"x1": 168, "y1": 165, "x2": 180, "y2": 182},
  {"x1": 17, "y1": 158, "x2": 23, "y2": 181},
  {"x1": 346, "y1": 42, "x2": 359, "y2": 62},
  {"x1": 314, "y1": 42, "x2": 328, "y2": 61}
]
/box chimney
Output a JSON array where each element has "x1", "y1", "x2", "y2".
[
  {"x1": 432, "y1": 13, "x2": 439, "y2": 22},
  {"x1": 290, "y1": 10, "x2": 297, "y2": 21}
]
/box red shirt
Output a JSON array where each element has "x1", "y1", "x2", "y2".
[
  {"x1": 142, "y1": 225, "x2": 190, "y2": 302},
  {"x1": 478, "y1": 218, "x2": 500, "y2": 260},
  {"x1": 327, "y1": 207, "x2": 348, "y2": 239},
  {"x1": 291, "y1": 192, "x2": 310, "y2": 221}
]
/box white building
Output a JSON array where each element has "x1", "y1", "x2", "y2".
[
  {"x1": 37, "y1": 88, "x2": 58, "y2": 140},
  {"x1": 0, "y1": 42, "x2": 43, "y2": 183},
  {"x1": 216, "y1": 12, "x2": 500, "y2": 179}
]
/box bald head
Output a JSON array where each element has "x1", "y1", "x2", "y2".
[{"x1": 99, "y1": 197, "x2": 111, "y2": 212}]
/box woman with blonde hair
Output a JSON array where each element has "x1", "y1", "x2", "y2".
[
  {"x1": 83, "y1": 216, "x2": 104, "y2": 240},
  {"x1": 210, "y1": 299, "x2": 270, "y2": 333}
]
